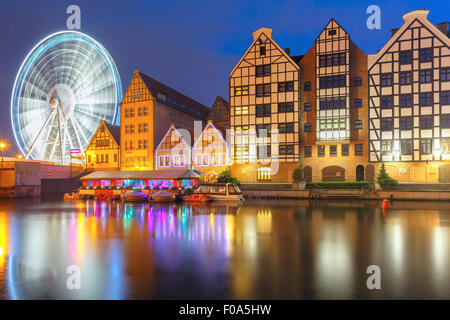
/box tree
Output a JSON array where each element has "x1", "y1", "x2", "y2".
[
  {"x1": 217, "y1": 167, "x2": 240, "y2": 184},
  {"x1": 292, "y1": 167, "x2": 305, "y2": 182},
  {"x1": 377, "y1": 164, "x2": 399, "y2": 187}
]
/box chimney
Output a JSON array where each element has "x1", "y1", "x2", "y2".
[
  {"x1": 284, "y1": 48, "x2": 290, "y2": 55},
  {"x1": 390, "y1": 28, "x2": 399, "y2": 38},
  {"x1": 437, "y1": 22, "x2": 449, "y2": 37},
  {"x1": 252, "y1": 27, "x2": 272, "y2": 41}
]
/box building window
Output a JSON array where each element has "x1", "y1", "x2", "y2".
[
  {"x1": 330, "y1": 145, "x2": 337, "y2": 157},
  {"x1": 88, "y1": 155, "x2": 92, "y2": 163},
  {"x1": 318, "y1": 145, "x2": 325, "y2": 157},
  {"x1": 256, "y1": 64, "x2": 271, "y2": 77},
  {"x1": 419, "y1": 70, "x2": 432, "y2": 83},
  {"x1": 442, "y1": 138, "x2": 450, "y2": 154},
  {"x1": 441, "y1": 91, "x2": 450, "y2": 105},
  {"x1": 399, "y1": 50, "x2": 412, "y2": 64},
  {"x1": 419, "y1": 92, "x2": 433, "y2": 106},
  {"x1": 440, "y1": 68, "x2": 450, "y2": 81},
  {"x1": 319, "y1": 53, "x2": 346, "y2": 67},
  {"x1": 256, "y1": 104, "x2": 271, "y2": 117},
  {"x1": 235, "y1": 106, "x2": 249, "y2": 115},
  {"x1": 212, "y1": 153, "x2": 226, "y2": 165},
  {"x1": 256, "y1": 84, "x2": 271, "y2": 97},
  {"x1": 304, "y1": 146, "x2": 312, "y2": 157},
  {"x1": 279, "y1": 123, "x2": 294, "y2": 133},
  {"x1": 257, "y1": 167, "x2": 271, "y2": 181},
  {"x1": 235, "y1": 86, "x2": 249, "y2": 96},
  {"x1": 354, "y1": 77, "x2": 362, "y2": 87},
  {"x1": 400, "y1": 71, "x2": 412, "y2": 85},
  {"x1": 381, "y1": 118, "x2": 393, "y2": 131},
  {"x1": 354, "y1": 99, "x2": 362, "y2": 108},
  {"x1": 173, "y1": 155, "x2": 186, "y2": 167},
  {"x1": 319, "y1": 75, "x2": 346, "y2": 89},
  {"x1": 304, "y1": 123, "x2": 312, "y2": 132},
  {"x1": 256, "y1": 124, "x2": 271, "y2": 137},
  {"x1": 381, "y1": 73, "x2": 392, "y2": 86},
  {"x1": 400, "y1": 94, "x2": 412, "y2": 107},
  {"x1": 420, "y1": 139, "x2": 432, "y2": 154},
  {"x1": 342, "y1": 144, "x2": 349, "y2": 156},
  {"x1": 138, "y1": 106, "x2": 148, "y2": 116},
  {"x1": 354, "y1": 120, "x2": 362, "y2": 130},
  {"x1": 381, "y1": 96, "x2": 393, "y2": 109},
  {"x1": 419, "y1": 48, "x2": 432, "y2": 62},
  {"x1": 304, "y1": 82, "x2": 311, "y2": 91},
  {"x1": 278, "y1": 81, "x2": 294, "y2": 92},
  {"x1": 260, "y1": 46, "x2": 266, "y2": 56},
  {"x1": 400, "y1": 116, "x2": 412, "y2": 130},
  {"x1": 303, "y1": 102, "x2": 311, "y2": 112},
  {"x1": 195, "y1": 154, "x2": 209, "y2": 166},
  {"x1": 328, "y1": 29, "x2": 337, "y2": 36},
  {"x1": 257, "y1": 144, "x2": 271, "y2": 159},
  {"x1": 159, "y1": 155, "x2": 170, "y2": 168},
  {"x1": 401, "y1": 139, "x2": 413, "y2": 155},
  {"x1": 381, "y1": 141, "x2": 392, "y2": 155},
  {"x1": 355, "y1": 144, "x2": 363, "y2": 156},
  {"x1": 320, "y1": 97, "x2": 346, "y2": 110},
  {"x1": 278, "y1": 102, "x2": 294, "y2": 112},
  {"x1": 420, "y1": 115, "x2": 433, "y2": 129},
  {"x1": 440, "y1": 114, "x2": 450, "y2": 128},
  {"x1": 114, "y1": 154, "x2": 118, "y2": 162},
  {"x1": 279, "y1": 144, "x2": 294, "y2": 155}
]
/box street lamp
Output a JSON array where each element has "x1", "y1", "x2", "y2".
[
  {"x1": 17, "y1": 154, "x2": 23, "y2": 159},
  {"x1": 0, "y1": 142, "x2": 5, "y2": 163}
]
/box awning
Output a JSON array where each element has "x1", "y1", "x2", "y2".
[{"x1": 80, "y1": 168, "x2": 201, "y2": 181}]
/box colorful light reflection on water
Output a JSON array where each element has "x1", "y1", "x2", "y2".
[{"x1": 0, "y1": 198, "x2": 449, "y2": 299}]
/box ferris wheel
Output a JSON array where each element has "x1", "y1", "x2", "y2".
[{"x1": 11, "y1": 31, "x2": 122, "y2": 165}]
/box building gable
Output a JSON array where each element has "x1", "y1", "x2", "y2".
[
  {"x1": 121, "y1": 70, "x2": 153, "y2": 105},
  {"x1": 86, "y1": 120, "x2": 119, "y2": 151},
  {"x1": 230, "y1": 28, "x2": 299, "y2": 78}
]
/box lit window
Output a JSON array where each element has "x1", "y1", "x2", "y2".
[
  {"x1": 235, "y1": 106, "x2": 249, "y2": 115},
  {"x1": 173, "y1": 155, "x2": 186, "y2": 167},
  {"x1": 234, "y1": 86, "x2": 249, "y2": 96},
  {"x1": 257, "y1": 167, "x2": 271, "y2": 181},
  {"x1": 196, "y1": 154, "x2": 209, "y2": 166}
]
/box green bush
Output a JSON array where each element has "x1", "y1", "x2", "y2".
[
  {"x1": 377, "y1": 164, "x2": 399, "y2": 188},
  {"x1": 306, "y1": 181, "x2": 370, "y2": 189},
  {"x1": 292, "y1": 167, "x2": 305, "y2": 182},
  {"x1": 217, "y1": 167, "x2": 240, "y2": 184}
]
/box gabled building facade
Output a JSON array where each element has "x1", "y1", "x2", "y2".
[
  {"x1": 368, "y1": 10, "x2": 450, "y2": 182},
  {"x1": 207, "y1": 96, "x2": 230, "y2": 129},
  {"x1": 299, "y1": 19, "x2": 369, "y2": 182},
  {"x1": 120, "y1": 70, "x2": 209, "y2": 171},
  {"x1": 154, "y1": 124, "x2": 192, "y2": 170},
  {"x1": 85, "y1": 120, "x2": 120, "y2": 171},
  {"x1": 192, "y1": 120, "x2": 228, "y2": 177},
  {"x1": 229, "y1": 28, "x2": 300, "y2": 183}
]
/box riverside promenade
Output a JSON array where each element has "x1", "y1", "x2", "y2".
[{"x1": 240, "y1": 183, "x2": 450, "y2": 201}]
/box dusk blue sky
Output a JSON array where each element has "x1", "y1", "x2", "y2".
[{"x1": 0, "y1": 0, "x2": 449, "y2": 156}]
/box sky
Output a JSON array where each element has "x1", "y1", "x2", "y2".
[{"x1": 0, "y1": 0, "x2": 449, "y2": 156}]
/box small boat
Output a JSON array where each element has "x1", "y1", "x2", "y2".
[
  {"x1": 183, "y1": 193, "x2": 211, "y2": 203},
  {"x1": 192, "y1": 183, "x2": 244, "y2": 201},
  {"x1": 150, "y1": 190, "x2": 176, "y2": 203},
  {"x1": 63, "y1": 192, "x2": 78, "y2": 200},
  {"x1": 121, "y1": 189, "x2": 148, "y2": 202}
]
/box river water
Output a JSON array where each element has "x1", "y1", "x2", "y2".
[{"x1": 0, "y1": 198, "x2": 449, "y2": 299}]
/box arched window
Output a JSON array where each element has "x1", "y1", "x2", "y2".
[{"x1": 257, "y1": 167, "x2": 271, "y2": 181}]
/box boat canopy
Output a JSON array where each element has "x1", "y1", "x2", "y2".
[{"x1": 80, "y1": 168, "x2": 201, "y2": 181}]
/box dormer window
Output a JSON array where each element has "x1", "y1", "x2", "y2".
[{"x1": 157, "y1": 92, "x2": 167, "y2": 102}]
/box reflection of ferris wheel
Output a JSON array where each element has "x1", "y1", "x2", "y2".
[{"x1": 11, "y1": 31, "x2": 122, "y2": 165}]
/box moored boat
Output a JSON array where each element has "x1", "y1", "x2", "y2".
[
  {"x1": 121, "y1": 189, "x2": 148, "y2": 202},
  {"x1": 192, "y1": 183, "x2": 244, "y2": 201},
  {"x1": 150, "y1": 190, "x2": 176, "y2": 203}
]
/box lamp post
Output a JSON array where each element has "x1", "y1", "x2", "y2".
[{"x1": 0, "y1": 142, "x2": 5, "y2": 163}]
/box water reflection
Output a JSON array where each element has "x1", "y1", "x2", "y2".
[{"x1": 0, "y1": 199, "x2": 449, "y2": 299}]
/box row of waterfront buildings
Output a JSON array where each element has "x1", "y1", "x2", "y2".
[{"x1": 85, "y1": 10, "x2": 450, "y2": 183}]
